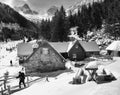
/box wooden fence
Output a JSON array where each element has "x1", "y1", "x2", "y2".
[{"x1": 0, "y1": 75, "x2": 30, "y2": 95}]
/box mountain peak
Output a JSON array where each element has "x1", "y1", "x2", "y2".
[
  {"x1": 14, "y1": 3, "x2": 38, "y2": 15},
  {"x1": 0, "y1": 2, "x2": 39, "y2": 41},
  {"x1": 22, "y1": 3, "x2": 30, "y2": 10},
  {"x1": 47, "y1": 6, "x2": 59, "y2": 16}
]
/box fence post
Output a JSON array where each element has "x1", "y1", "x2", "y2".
[
  {"x1": 27, "y1": 76, "x2": 29, "y2": 87},
  {"x1": 4, "y1": 71, "x2": 9, "y2": 90},
  {"x1": 3, "y1": 80, "x2": 6, "y2": 90},
  {"x1": 7, "y1": 85, "x2": 11, "y2": 95},
  {"x1": 1, "y1": 87, "x2": 4, "y2": 95}
]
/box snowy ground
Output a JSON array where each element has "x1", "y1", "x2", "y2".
[
  {"x1": 11, "y1": 57, "x2": 120, "y2": 95},
  {"x1": 0, "y1": 41, "x2": 21, "y2": 77},
  {"x1": 11, "y1": 72, "x2": 120, "y2": 95},
  {"x1": 12, "y1": 72, "x2": 99, "y2": 95},
  {"x1": 0, "y1": 41, "x2": 25, "y2": 90},
  {"x1": 1, "y1": 41, "x2": 120, "y2": 95}
]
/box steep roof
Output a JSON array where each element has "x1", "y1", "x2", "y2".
[
  {"x1": 79, "y1": 41, "x2": 100, "y2": 52},
  {"x1": 17, "y1": 43, "x2": 33, "y2": 56},
  {"x1": 26, "y1": 41, "x2": 66, "y2": 62},
  {"x1": 67, "y1": 41, "x2": 76, "y2": 52},
  {"x1": 106, "y1": 41, "x2": 120, "y2": 51},
  {"x1": 49, "y1": 42, "x2": 70, "y2": 53}
]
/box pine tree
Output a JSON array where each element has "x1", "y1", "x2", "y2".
[
  {"x1": 67, "y1": 10, "x2": 76, "y2": 28},
  {"x1": 40, "y1": 19, "x2": 51, "y2": 40},
  {"x1": 90, "y1": 2, "x2": 103, "y2": 29},
  {"x1": 104, "y1": 0, "x2": 120, "y2": 39},
  {"x1": 77, "y1": 5, "x2": 89, "y2": 37},
  {"x1": 51, "y1": 6, "x2": 68, "y2": 42}
]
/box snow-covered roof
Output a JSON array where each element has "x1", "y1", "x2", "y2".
[
  {"x1": 49, "y1": 42, "x2": 70, "y2": 53},
  {"x1": 29, "y1": 40, "x2": 39, "y2": 48},
  {"x1": 67, "y1": 41, "x2": 76, "y2": 52},
  {"x1": 17, "y1": 43, "x2": 33, "y2": 56},
  {"x1": 79, "y1": 41, "x2": 100, "y2": 52},
  {"x1": 86, "y1": 61, "x2": 100, "y2": 69},
  {"x1": 106, "y1": 41, "x2": 120, "y2": 51},
  {"x1": 106, "y1": 58, "x2": 120, "y2": 78}
]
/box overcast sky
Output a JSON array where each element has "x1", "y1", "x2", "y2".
[{"x1": 0, "y1": 0, "x2": 80, "y2": 14}]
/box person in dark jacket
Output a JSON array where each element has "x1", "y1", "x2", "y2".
[{"x1": 16, "y1": 71, "x2": 26, "y2": 88}]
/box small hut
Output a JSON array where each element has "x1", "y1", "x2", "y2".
[{"x1": 106, "y1": 41, "x2": 120, "y2": 57}]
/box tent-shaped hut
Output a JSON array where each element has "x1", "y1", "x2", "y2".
[
  {"x1": 106, "y1": 41, "x2": 120, "y2": 56},
  {"x1": 23, "y1": 41, "x2": 66, "y2": 73},
  {"x1": 68, "y1": 40, "x2": 86, "y2": 61}
]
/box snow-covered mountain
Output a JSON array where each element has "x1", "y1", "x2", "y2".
[
  {"x1": 0, "y1": 0, "x2": 103, "y2": 21},
  {"x1": 0, "y1": 0, "x2": 104, "y2": 22},
  {"x1": 19, "y1": 13, "x2": 52, "y2": 23},
  {"x1": 14, "y1": 3, "x2": 41, "y2": 23},
  {"x1": 66, "y1": 0, "x2": 103, "y2": 15},
  {"x1": 14, "y1": 3, "x2": 53, "y2": 23},
  {"x1": 14, "y1": 3, "x2": 38, "y2": 15},
  {"x1": 47, "y1": 6, "x2": 59, "y2": 16}
]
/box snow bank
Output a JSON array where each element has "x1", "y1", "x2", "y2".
[
  {"x1": 106, "y1": 57, "x2": 120, "y2": 78},
  {"x1": 92, "y1": 78, "x2": 120, "y2": 95},
  {"x1": 0, "y1": 66, "x2": 23, "y2": 77}
]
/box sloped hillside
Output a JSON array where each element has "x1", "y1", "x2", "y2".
[
  {"x1": 14, "y1": 3, "x2": 38, "y2": 15},
  {"x1": 0, "y1": 2, "x2": 38, "y2": 31}
]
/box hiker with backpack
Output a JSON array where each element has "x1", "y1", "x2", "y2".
[{"x1": 16, "y1": 71, "x2": 26, "y2": 88}]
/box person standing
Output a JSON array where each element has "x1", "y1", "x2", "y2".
[
  {"x1": 10, "y1": 60, "x2": 13, "y2": 66},
  {"x1": 46, "y1": 75, "x2": 49, "y2": 82},
  {"x1": 16, "y1": 71, "x2": 26, "y2": 88}
]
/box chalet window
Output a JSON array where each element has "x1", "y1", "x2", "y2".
[
  {"x1": 75, "y1": 45, "x2": 78, "y2": 48},
  {"x1": 73, "y1": 54, "x2": 77, "y2": 59},
  {"x1": 42, "y1": 48, "x2": 49, "y2": 55}
]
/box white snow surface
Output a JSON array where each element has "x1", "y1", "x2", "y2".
[
  {"x1": 12, "y1": 58, "x2": 120, "y2": 95},
  {"x1": 1, "y1": 41, "x2": 120, "y2": 95},
  {"x1": 12, "y1": 72, "x2": 98, "y2": 95}
]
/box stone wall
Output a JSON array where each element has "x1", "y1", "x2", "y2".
[{"x1": 23, "y1": 43, "x2": 65, "y2": 73}]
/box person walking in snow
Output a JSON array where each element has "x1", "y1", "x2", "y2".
[
  {"x1": 16, "y1": 71, "x2": 26, "y2": 88},
  {"x1": 10, "y1": 60, "x2": 13, "y2": 66},
  {"x1": 46, "y1": 75, "x2": 49, "y2": 82}
]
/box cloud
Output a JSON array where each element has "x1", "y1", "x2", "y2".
[
  {"x1": 23, "y1": 0, "x2": 28, "y2": 1},
  {"x1": 0, "y1": 0, "x2": 28, "y2": 7},
  {"x1": 0, "y1": 0, "x2": 13, "y2": 7}
]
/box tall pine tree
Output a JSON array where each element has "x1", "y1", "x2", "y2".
[{"x1": 51, "y1": 6, "x2": 68, "y2": 42}]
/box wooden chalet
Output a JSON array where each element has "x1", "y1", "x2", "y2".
[{"x1": 68, "y1": 40, "x2": 100, "y2": 61}]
